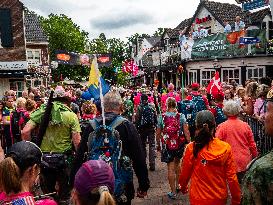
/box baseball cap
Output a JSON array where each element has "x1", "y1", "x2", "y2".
[
  {"x1": 74, "y1": 160, "x2": 115, "y2": 196},
  {"x1": 7, "y1": 141, "x2": 43, "y2": 172},
  {"x1": 191, "y1": 83, "x2": 200, "y2": 89}
]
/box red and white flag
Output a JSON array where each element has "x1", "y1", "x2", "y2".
[
  {"x1": 206, "y1": 71, "x2": 222, "y2": 98},
  {"x1": 122, "y1": 59, "x2": 139, "y2": 76}
]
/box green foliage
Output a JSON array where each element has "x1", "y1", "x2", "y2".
[
  {"x1": 88, "y1": 33, "x2": 130, "y2": 85},
  {"x1": 40, "y1": 14, "x2": 89, "y2": 82},
  {"x1": 153, "y1": 28, "x2": 165, "y2": 37}
]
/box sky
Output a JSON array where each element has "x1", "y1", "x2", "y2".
[{"x1": 21, "y1": 0, "x2": 238, "y2": 41}]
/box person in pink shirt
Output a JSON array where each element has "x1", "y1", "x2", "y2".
[
  {"x1": 161, "y1": 83, "x2": 181, "y2": 112},
  {"x1": 254, "y1": 84, "x2": 270, "y2": 121},
  {"x1": 216, "y1": 100, "x2": 258, "y2": 183}
]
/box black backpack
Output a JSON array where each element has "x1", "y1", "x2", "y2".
[
  {"x1": 138, "y1": 104, "x2": 156, "y2": 128},
  {"x1": 11, "y1": 111, "x2": 29, "y2": 143}
]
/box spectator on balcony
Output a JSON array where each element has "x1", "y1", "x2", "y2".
[
  {"x1": 241, "y1": 89, "x2": 273, "y2": 205},
  {"x1": 224, "y1": 20, "x2": 232, "y2": 33},
  {"x1": 198, "y1": 25, "x2": 208, "y2": 38},
  {"x1": 234, "y1": 16, "x2": 245, "y2": 32},
  {"x1": 216, "y1": 100, "x2": 258, "y2": 183}
]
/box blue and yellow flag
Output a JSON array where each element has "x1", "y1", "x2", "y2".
[{"x1": 87, "y1": 57, "x2": 110, "y2": 100}]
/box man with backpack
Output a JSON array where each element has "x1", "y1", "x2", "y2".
[
  {"x1": 22, "y1": 86, "x2": 81, "y2": 204},
  {"x1": 135, "y1": 94, "x2": 157, "y2": 171},
  {"x1": 210, "y1": 92, "x2": 227, "y2": 127},
  {"x1": 71, "y1": 91, "x2": 150, "y2": 205},
  {"x1": 184, "y1": 83, "x2": 209, "y2": 138}
]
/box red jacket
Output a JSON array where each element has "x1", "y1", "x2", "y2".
[{"x1": 179, "y1": 138, "x2": 241, "y2": 205}]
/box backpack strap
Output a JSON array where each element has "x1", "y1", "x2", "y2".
[
  {"x1": 110, "y1": 116, "x2": 127, "y2": 129},
  {"x1": 90, "y1": 119, "x2": 99, "y2": 131}
]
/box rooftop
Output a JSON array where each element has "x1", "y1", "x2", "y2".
[{"x1": 24, "y1": 11, "x2": 48, "y2": 43}]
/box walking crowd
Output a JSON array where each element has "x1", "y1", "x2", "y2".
[{"x1": 0, "y1": 76, "x2": 272, "y2": 205}]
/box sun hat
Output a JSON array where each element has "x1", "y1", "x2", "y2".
[{"x1": 74, "y1": 160, "x2": 115, "y2": 196}]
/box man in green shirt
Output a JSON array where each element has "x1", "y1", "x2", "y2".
[
  {"x1": 22, "y1": 86, "x2": 81, "y2": 204},
  {"x1": 241, "y1": 92, "x2": 273, "y2": 205}
]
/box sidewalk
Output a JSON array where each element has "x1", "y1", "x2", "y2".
[{"x1": 132, "y1": 151, "x2": 190, "y2": 205}]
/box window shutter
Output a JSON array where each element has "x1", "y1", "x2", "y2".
[{"x1": 0, "y1": 9, "x2": 14, "y2": 47}]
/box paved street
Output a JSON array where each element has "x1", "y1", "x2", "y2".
[{"x1": 132, "y1": 151, "x2": 190, "y2": 205}]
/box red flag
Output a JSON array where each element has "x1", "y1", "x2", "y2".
[
  {"x1": 206, "y1": 71, "x2": 222, "y2": 98},
  {"x1": 122, "y1": 59, "x2": 139, "y2": 76}
]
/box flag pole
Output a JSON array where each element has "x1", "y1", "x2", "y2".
[{"x1": 94, "y1": 55, "x2": 106, "y2": 126}]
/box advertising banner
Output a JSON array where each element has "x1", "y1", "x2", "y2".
[
  {"x1": 55, "y1": 51, "x2": 112, "y2": 67},
  {"x1": 190, "y1": 29, "x2": 266, "y2": 59}
]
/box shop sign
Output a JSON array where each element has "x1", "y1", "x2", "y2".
[{"x1": 0, "y1": 61, "x2": 27, "y2": 70}]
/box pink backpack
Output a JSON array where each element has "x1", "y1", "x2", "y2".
[{"x1": 162, "y1": 113, "x2": 185, "y2": 150}]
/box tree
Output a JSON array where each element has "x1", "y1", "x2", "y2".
[
  {"x1": 40, "y1": 14, "x2": 89, "y2": 81},
  {"x1": 88, "y1": 33, "x2": 129, "y2": 85},
  {"x1": 153, "y1": 28, "x2": 165, "y2": 37}
]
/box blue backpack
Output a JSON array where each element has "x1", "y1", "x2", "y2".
[
  {"x1": 178, "y1": 95, "x2": 207, "y2": 126},
  {"x1": 214, "y1": 106, "x2": 227, "y2": 126},
  {"x1": 88, "y1": 116, "x2": 133, "y2": 203},
  {"x1": 178, "y1": 100, "x2": 195, "y2": 126}
]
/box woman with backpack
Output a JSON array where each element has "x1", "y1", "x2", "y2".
[
  {"x1": 156, "y1": 97, "x2": 190, "y2": 200},
  {"x1": 179, "y1": 110, "x2": 241, "y2": 205}
]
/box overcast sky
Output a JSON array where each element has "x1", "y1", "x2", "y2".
[{"x1": 21, "y1": 0, "x2": 238, "y2": 41}]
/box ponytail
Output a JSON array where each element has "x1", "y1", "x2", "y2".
[
  {"x1": 0, "y1": 157, "x2": 21, "y2": 194},
  {"x1": 97, "y1": 186, "x2": 116, "y2": 205},
  {"x1": 74, "y1": 186, "x2": 116, "y2": 205}
]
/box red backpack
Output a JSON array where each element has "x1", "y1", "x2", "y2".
[{"x1": 162, "y1": 113, "x2": 185, "y2": 150}]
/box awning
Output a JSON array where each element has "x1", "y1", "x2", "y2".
[{"x1": 0, "y1": 70, "x2": 28, "y2": 78}]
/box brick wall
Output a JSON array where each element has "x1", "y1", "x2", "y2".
[{"x1": 0, "y1": 0, "x2": 26, "y2": 62}]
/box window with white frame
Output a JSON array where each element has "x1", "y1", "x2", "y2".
[
  {"x1": 201, "y1": 69, "x2": 215, "y2": 86},
  {"x1": 27, "y1": 49, "x2": 41, "y2": 66},
  {"x1": 10, "y1": 81, "x2": 24, "y2": 97},
  {"x1": 188, "y1": 70, "x2": 197, "y2": 85},
  {"x1": 222, "y1": 68, "x2": 240, "y2": 84},
  {"x1": 247, "y1": 67, "x2": 265, "y2": 81}
]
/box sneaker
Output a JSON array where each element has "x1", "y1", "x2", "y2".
[{"x1": 167, "y1": 192, "x2": 177, "y2": 200}]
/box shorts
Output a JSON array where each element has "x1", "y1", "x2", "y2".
[{"x1": 161, "y1": 144, "x2": 185, "y2": 163}]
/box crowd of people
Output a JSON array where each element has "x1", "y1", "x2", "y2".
[{"x1": 0, "y1": 76, "x2": 272, "y2": 205}]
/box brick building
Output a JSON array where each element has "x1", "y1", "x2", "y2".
[{"x1": 0, "y1": 0, "x2": 49, "y2": 98}]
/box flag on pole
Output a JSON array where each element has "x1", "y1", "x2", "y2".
[
  {"x1": 88, "y1": 57, "x2": 110, "y2": 100},
  {"x1": 206, "y1": 71, "x2": 222, "y2": 98}
]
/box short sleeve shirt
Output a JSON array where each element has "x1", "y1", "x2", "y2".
[{"x1": 29, "y1": 108, "x2": 81, "y2": 153}]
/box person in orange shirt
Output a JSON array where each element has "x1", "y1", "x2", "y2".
[{"x1": 179, "y1": 110, "x2": 241, "y2": 205}]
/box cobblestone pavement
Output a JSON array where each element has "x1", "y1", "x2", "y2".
[{"x1": 132, "y1": 151, "x2": 190, "y2": 205}]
